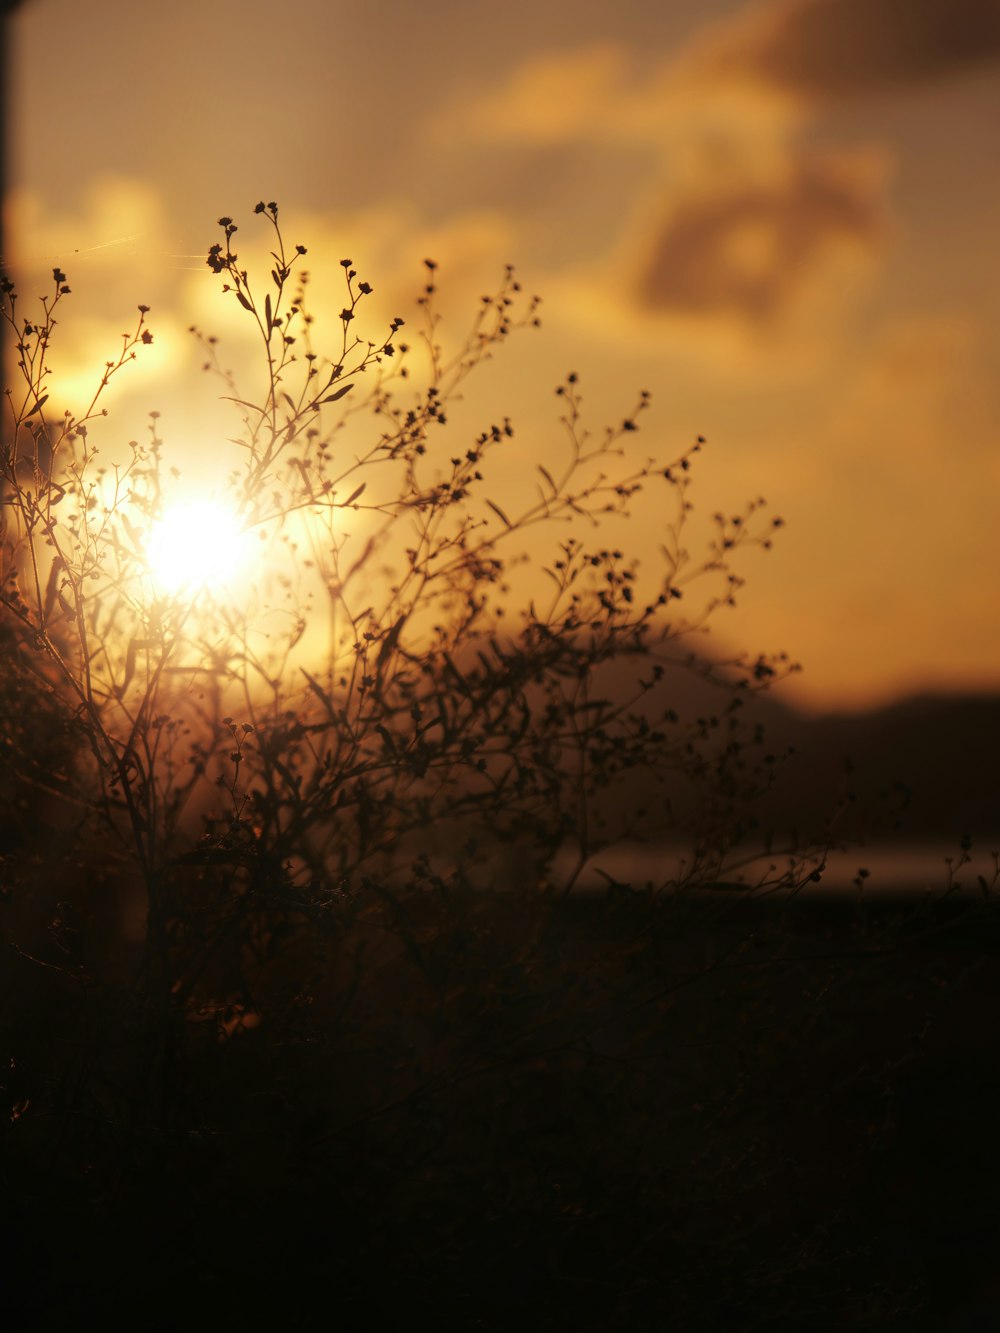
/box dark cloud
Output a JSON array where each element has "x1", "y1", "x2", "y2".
[
  {"x1": 737, "y1": 0, "x2": 1000, "y2": 99},
  {"x1": 639, "y1": 156, "x2": 881, "y2": 321}
]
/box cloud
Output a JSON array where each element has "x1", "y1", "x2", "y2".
[
  {"x1": 454, "y1": 0, "x2": 1000, "y2": 160},
  {"x1": 530, "y1": 136, "x2": 890, "y2": 382},
  {"x1": 636, "y1": 147, "x2": 886, "y2": 322},
  {"x1": 455, "y1": 43, "x2": 632, "y2": 146},
  {"x1": 713, "y1": 0, "x2": 1000, "y2": 102},
  {"x1": 445, "y1": 0, "x2": 1000, "y2": 156},
  {"x1": 6, "y1": 176, "x2": 190, "y2": 410},
  {"x1": 428, "y1": 7, "x2": 917, "y2": 355}
]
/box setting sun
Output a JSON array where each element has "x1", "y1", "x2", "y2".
[{"x1": 146, "y1": 499, "x2": 251, "y2": 594}]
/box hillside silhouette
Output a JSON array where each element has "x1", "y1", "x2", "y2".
[{"x1": 582, "y1": 649, "x2": 1000, "y2": 846}]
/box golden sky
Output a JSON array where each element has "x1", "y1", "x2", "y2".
[{"x1": 7, "y1": 0, "x2": 1000, "y2": 712}]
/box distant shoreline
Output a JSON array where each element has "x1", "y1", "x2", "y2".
[{"x1": 545, "y1": 838, "x2": 1000, "y2": 896}]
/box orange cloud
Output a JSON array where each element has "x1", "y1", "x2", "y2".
[
  {"x1": 534, "y1": 138, "x2": 890, "y2": 383},
  {"x1": 432, "y1": 8, "x2": 901, "y2": 363},
  {"x1": 6, "y1": 176, "x2": 189, "y2": 411},
  {"x1": 436, "y1": 0, "x2": 1000, "y2": 362},
  {"x1": 636, "y1": 146, "x2": 886, "y2": 323},
  {"x1": 455, "y1": 43, "x2": 632, "y2": 146},
  {"x1": 709, "y1": 0, "x2": 1000, "y2": 103}
]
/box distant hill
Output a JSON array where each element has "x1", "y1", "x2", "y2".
[
  {"x1": 762, "y1": 691, "x2": 1000, "y2": 842},
  {"x1": 575, "y1": 650, "x2": 1000, "y2": 844}
]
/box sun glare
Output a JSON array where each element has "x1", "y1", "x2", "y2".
[{"x1": 147, "y1": 500, "x2": 252, "y2": 595}]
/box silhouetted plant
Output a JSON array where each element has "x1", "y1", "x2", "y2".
[
  {"x1": 1, "y1": 200, "x2": 808, "y2": 953},
  {"x1": 4, "y1": 205, "x2": 926, "y2": 1329}
]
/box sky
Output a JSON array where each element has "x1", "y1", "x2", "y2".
[{"x1": 6, "y1": 0, "x2": 1000, "y2": 713}]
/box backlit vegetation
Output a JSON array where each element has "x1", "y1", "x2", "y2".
[
  {"x1": 5, "y1": 204, "x2": 976, "y2": 1328},
  {"x1": 0, "y1": 202, "x2": 806, "y2": 933}
]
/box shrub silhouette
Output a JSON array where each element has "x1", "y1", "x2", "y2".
[
  {"x1": 8, "y1": 204, "x2": 955, "y2": 1328},
  {"x1": 1, "y1": 201, "x2": 804, "y2": 958}
]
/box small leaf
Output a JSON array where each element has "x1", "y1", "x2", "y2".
[
  {"x1": 300, "y1": 666, "x2": 334, "y2": 716},
  {"x1": 486, "y1": 499, "x2": 512, "y2": 527},
  {"x1": 221, "y1": 395, "x2": 264, "y2": 413},
  {"x1": 121, "y1": 512, "x2": 143, "y2": 553},
  {"x1": 321, "y1": 382, "x2": 354, "y2": 404},
  {"x1": 344, "y1": 482, "x2": 366, "y2": 506},
  {"x1": 264, "y1": 293, "x2": 273, "y2": 331},
  {"x1": 42, "y1": 557, "x2": 64, "y2": 625},
  {"x1": 121, "y1": 638, "x2": 139, "y2": 695},
  {"x1": 236, "y1": 291, "x2": 253, "y2": 313},
  {"x1": 538, "y1": 464, "x2": 556, "y2": 493},
  {"x1": 24, "y1": 394, "x2": 48, "y2": 419}
]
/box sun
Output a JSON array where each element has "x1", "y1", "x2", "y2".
[{"x1": 146, "y1": 499, "x2": 252, "y2": 595}]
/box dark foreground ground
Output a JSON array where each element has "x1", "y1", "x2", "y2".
[{"x1": 2, "y1": 876, "x2": 999, "y2": 1331}]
